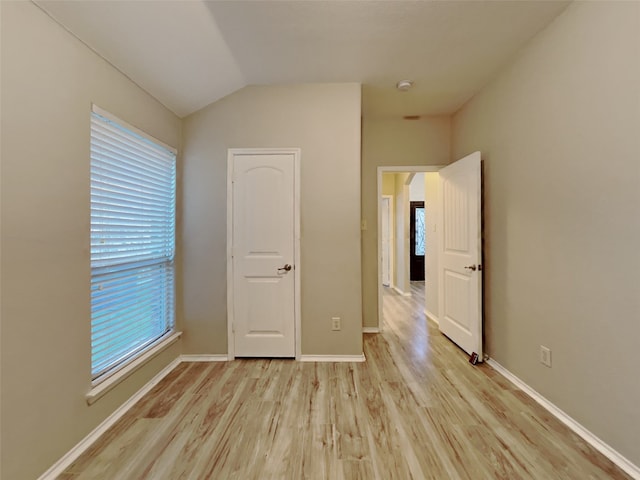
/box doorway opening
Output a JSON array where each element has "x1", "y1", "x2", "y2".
[
  {"x1": 376, "y1": 166, "x2": 441, "y2": 332},
  {"x1": 376, "y1": 152, "x2": 484, "y2": 361}
]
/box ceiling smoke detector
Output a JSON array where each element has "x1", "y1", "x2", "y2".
[{"x1": 396, "y1": 80, "x2": 413, "y2": 91}]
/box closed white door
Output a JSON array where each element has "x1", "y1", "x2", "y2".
[
  {"x1": 230, "y1": 150, "x2": 297, "y2": 357},
  {"x1": 438, "y1": 151, "x2": 483, "y2": 359},
  {"x1": 381, "y1": 197, "x2": 391, "y2": 286}
]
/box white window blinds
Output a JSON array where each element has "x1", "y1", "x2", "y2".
[{"x1": 90, "y1": 106, "x2": 176, "y2": 381}]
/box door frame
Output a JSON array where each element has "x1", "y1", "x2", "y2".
[
  {"x1": 376, "y1": 166, "x2": 443, "y2": 331},
  {"x1": 381, "y1": 194, "x2": 394, "y2": 287},
  {"x1": 227, "y1": 148, "x2": 302, "y2": 360}
]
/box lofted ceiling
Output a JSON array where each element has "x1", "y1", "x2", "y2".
[{"x1": 35, "y1": 0, "x2": 570, "y2": 118}]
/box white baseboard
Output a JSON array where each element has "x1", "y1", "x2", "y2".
[
  {"x1": 362, "y1": 327, "x2": 380, "y2": 333},
  {"x1": 487, "y1": 359, "x2": 640, "y2": 480},
  {"x1": 180, "y1": 354, "x2": 229, "y2": 362},
  {"x1": 37, "y1": 357, "x2": 182, "y2": 480},
  {"x1": 392, "y1": 286, "x2": 411, "y2": 297},
  {"x1": 299, "y1": 354, "x2": 366, "y2": 363},
  {"x1": 424, "y1": 309, "x2": 439, "y2": 325}
]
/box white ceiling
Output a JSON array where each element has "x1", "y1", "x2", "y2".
[{"x1": 35, "y1": 0, "x2": 570, "y2": 118}]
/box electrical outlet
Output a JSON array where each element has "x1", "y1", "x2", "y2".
[
  {"x1": 331, "y1": 317, "x2": 341, "y2": 331},
  {"x1": 540, "y1": 345, "x2": 552, "y2": 368}
]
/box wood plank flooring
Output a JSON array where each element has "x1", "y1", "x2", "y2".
[{"x1": 60, "y1": 282, "x2": 631, "y2": 479}]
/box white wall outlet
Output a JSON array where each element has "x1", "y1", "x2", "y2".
[
  {"x1": 331, "y1": 317, "x2": 341, "y2": 331},
  {"x1": 540, "y1": 345, "x2": 552, "y2": 368}
]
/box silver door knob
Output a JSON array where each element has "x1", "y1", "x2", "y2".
[
  {"x1": 464, "y1": 265, "x2": 477, "y2": 271},
  {"x1": 277, "y1": 264, "x2": 292, "y2": 274}
]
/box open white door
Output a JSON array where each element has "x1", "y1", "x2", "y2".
[
  {"x1": 438, "y1": 151, "x2": 482, "y2": 359},
  {"x1": 228, "y1": 149, "x2": 299, "y2": 358}
]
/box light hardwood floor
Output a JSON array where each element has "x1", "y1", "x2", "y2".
[{"x1": 60, "y1": 283, "x2": 631, "y2": 479}]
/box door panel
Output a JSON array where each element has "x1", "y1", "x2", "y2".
[
  {"x1": 443, "y1": 271, "x2": 471, "y2": 332},
  {"x1": 438, "y1": 151, "x2": 482, "y2": 358},
  {"x1": 232, "y1": 152, "x2": 296, "y2": 357}
]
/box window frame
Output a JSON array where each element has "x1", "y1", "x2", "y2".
[{"x1": 89, "y1": 105, "x2": 178, "y2": 387}]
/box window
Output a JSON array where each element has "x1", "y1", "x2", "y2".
[
  {"x1": 415, "y1": 206, "x2": 425, "y2": 256},
  {"x1": 90, "y1": 106, "x2": 176, "y2": 382}
]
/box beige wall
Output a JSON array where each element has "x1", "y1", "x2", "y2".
[
  {"x1": 424, "y1": 172, "x2": 439, "y2": 319},
  {"x1": 0, "y1": 3, "x2": 182, "y2": 479},
  {"x1": 381, "y1": 172, "x2": 395, "y2": 196},
  {"x1": 393, "y1": 174, "x2": 410, "y2": 294},
  {"x1": 409, "y1": 172, "x2": 425, "y2": 201},
  {"x1": 452, "y1": 1, "x2": 640, "y2": 466},
  {"x1": 182, "y1": 83, "x2": 362, "y2": 356},
  {"x1": 361, "y1": 116, "x2": 450, "y2": 327}
]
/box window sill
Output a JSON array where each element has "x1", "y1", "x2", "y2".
[{"x1": 86, "y1": 331, "x2": 182, "y2": 405}]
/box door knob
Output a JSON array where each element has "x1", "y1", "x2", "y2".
[
  {"x1": 464, "y1": 265, "x2": 477, "y2": 271},
  {"x1": 277, "y1": 264, "x2": 292, "y2": 274}
]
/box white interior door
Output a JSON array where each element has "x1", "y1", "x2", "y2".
[
  {"x1": 381, "y1": 196, "x2": 391, "y2": 287},
  {"x1": 230, "y1": 150, "x2": 297, "y2": 357},
  {"x1": 438, "y1": 151, "x2": 483, "y2": 359}
]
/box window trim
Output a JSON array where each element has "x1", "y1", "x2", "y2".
[{"x1": 86, "y1": 331, "x2": 182, "y2": 404}]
